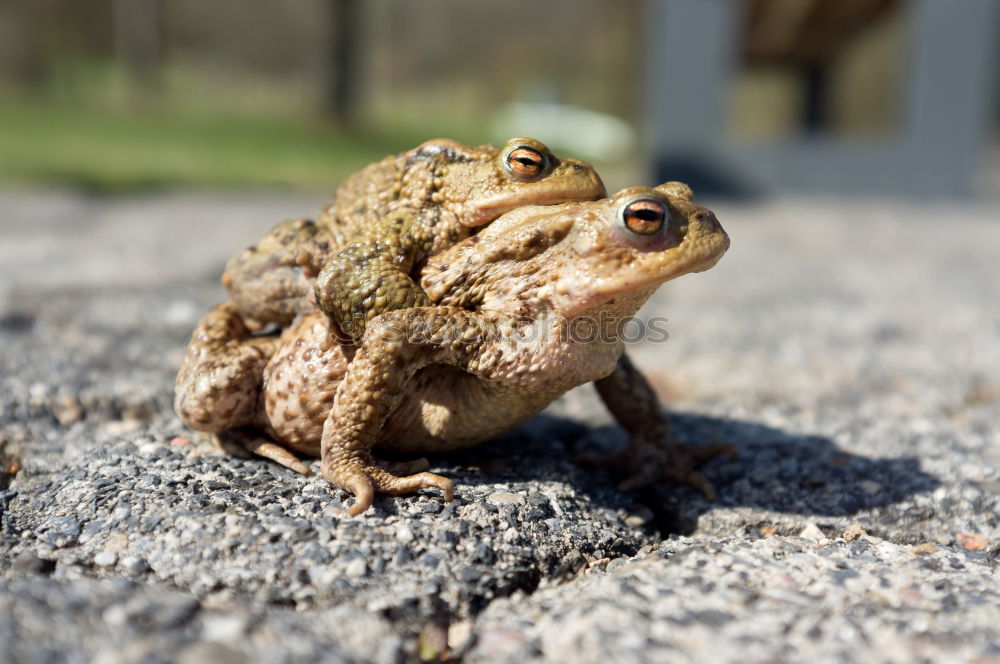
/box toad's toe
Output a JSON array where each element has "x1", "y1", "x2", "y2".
[{"x1": 322, "y1": 455, "x2": 453, "y2": 516}]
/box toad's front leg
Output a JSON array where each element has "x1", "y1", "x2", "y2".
[
  {"x1": 313, "y1": 211, "x2": 435, "y2": 343},
  {"x1": 319, "y1": 306, "x2": 502, "y2": 515},
  {"x1": 589, "y1": 352, "x2": 736, "y2": 499}
]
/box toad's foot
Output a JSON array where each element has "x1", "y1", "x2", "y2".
[
  {"x1": 375, "y1": 457, "x2": 431, "y2": 475},
  {"x1": 591, "y1": 352, "x2": 737, "y2": 500},
  {"x1": 580, "y1": 438, "x2": 737, "y2": 500},
  {"x1": 215, "y1": 428, "x2": 311, "y2": 476},
  {"x1": 321, "y1": 451, "x2": 453, "y2": 516}
]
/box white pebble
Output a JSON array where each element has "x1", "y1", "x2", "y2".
[{"x1": 94, "y1": 551, "x2": 118, "y2": 567}]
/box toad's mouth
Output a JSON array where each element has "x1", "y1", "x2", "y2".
[{"x1": 464, "y1": 182, "x2": 607, "y2": 228}]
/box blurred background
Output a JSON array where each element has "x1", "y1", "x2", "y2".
[{"x1": 0, "y1": 0, "x2": 996, "y2": 196}]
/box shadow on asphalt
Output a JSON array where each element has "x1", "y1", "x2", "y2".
[{"x1": 433, "y1": 412, "x2": 940, "y2": 538}]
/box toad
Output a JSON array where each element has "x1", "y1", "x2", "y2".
[
  {"x1": 222, "y1": 137, "x2": 606, "y2": 337},
  {"x1": 176, "y1": 182, "x2": 730, "y2": 515}
]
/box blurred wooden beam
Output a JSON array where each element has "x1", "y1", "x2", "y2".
[
  {"x1": 744, "y1": 0, "x2": 898, "y2": 65},
  {"x1": 325, "y1": 0, "x2": 360, "y2": 126},
  {"x1": 745, "y1": 0, "x2": 818, "y2": 58}
]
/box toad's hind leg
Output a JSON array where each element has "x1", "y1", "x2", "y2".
[
  {"x1": 215, "y1": 428, "x2": 311, "y2": 475},
  {"x1": 174, "y1": 302, "x2": 279, "y2": 433}
]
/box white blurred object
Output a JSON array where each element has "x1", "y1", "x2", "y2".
[{"x1": 491, "y1": 102, "x2": 636, "y2": 162}]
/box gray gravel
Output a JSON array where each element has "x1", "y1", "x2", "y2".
[
  {"x1": 469, "y1": 532, "x2": 1000, "y2": 664},
  {"x1": 1, "y1": 189, "x2": 998, "y2": 663}
]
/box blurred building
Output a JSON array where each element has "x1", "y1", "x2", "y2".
[{"x1": 648, "y1": 0, "x2": 1000, "y2": 197}]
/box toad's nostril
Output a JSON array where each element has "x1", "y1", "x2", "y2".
[{"x1": 691, "y1": 210, "x2": 719, "y2": 231}]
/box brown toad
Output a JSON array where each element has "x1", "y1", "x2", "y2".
[
  {"x1": 222, "y1": 137, "x2": 605, "y2": 336},
  {"x1": 176, "y1": 182, "x2": 730, "y2": 515},
  {"x1": 186, "y1": 138, "x2": 603, "y2": 463}
]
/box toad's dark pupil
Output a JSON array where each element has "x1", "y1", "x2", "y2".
[
  {"x1": 631, "y1": 208, "x2": 660, "y2": 221},
  {"x1": 509, "y1": 149, "x2": 543, "y2": 170},
  {"x1": 623, "y1": 201, "x2": 665, "y2": 234},
  {"x1": 507, "y1": 149, "x2": 546, "y2": 180}
]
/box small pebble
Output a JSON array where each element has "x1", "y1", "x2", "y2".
[
  {"x1": 447, "y1": 620, "x2": 474, "y2": 653},
  {"x1": 841, "y1": 523, "x2": 867, "y2": 542},
  {"x1": 799, "y1": 523, "x2": 825, "y2": 541},
  {"x1": 606, "y1": 558, "x2": 629, "y2": 573},
  {"x1": 487, "y1": 491, "x2": 526, "y2": 507},
  {"x1": 624, "y1": 514, "x2": 648, "y2": 529},
  {"x1": 910, "y1": 543, "x2": 938, "y2": 556},
  {"x1": 345, "y1": 558, "x2": 367, "y2": 578},
  {"x1": 955, "y1": 533, "x2": 991, "y2": 552},
  {"x1": 120, "y1": 556, "x2": 150, "y2": 574},
  {"x1": 137, "y1": 441, "x2": 161, "y2": 457},
  {"x1": 94, "y1": 551, "x2": 118, "y2": 567},
  {"x1": 51, "y1": 395, "x2": 84, "y2": 425}
]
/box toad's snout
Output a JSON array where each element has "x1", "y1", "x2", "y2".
[
  {"x1": 683, "y1": 207, "x2": 730, "y2": 268},
  {"x1": 562, "y1": 159, "x2": 607, "y2": 199},
  {"x1": 691, "y1": 208, "x2": 725, "y2": 236}
]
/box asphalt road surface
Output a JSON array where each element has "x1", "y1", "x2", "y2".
[{"x1": 1, "y1": 189, "x2": 997, "y2": 663}]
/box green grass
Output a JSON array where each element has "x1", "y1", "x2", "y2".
[{"x1": 0, "y1": 100, "x2": 440, "y2": 192}]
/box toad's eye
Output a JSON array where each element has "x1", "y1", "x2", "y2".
[
  {"x1": 505, "y1": 147, "x2": 547, "y2": 180},
  {"x1": 621, "y1": 198, "x2": 666, "y2": 235}
]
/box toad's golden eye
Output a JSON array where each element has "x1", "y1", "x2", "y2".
[
  {"x1": 621, "y1": 198, "x2": 666, "y2": 235},
  {"x1": 505, "y1": 147, "x2": 547, "y2": 180}
]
